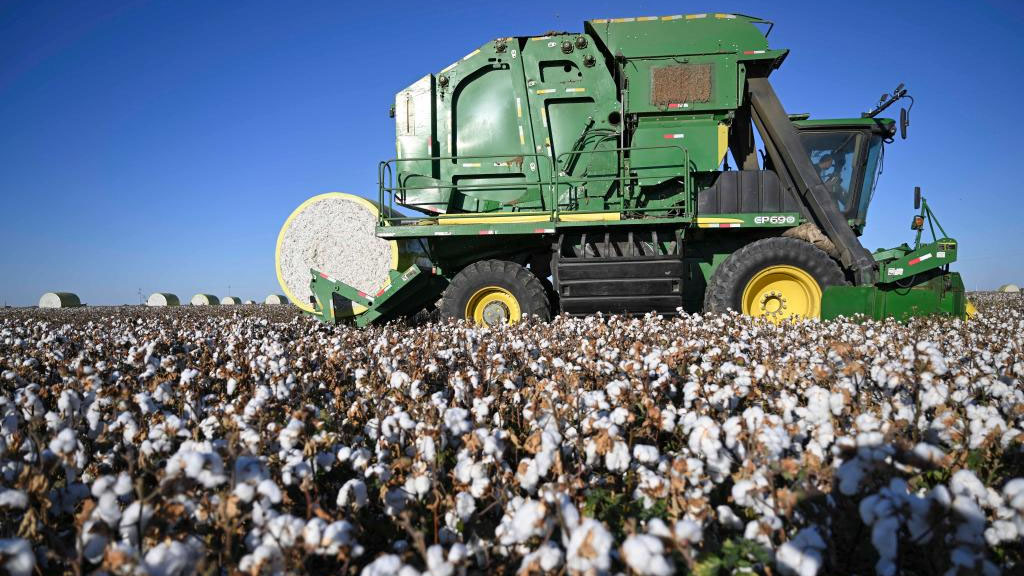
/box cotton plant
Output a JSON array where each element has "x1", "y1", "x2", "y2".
[{"x1": 0, "y1": 294, "x2": 1019, "y2": 574}]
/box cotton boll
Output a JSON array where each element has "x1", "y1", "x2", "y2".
[
  {"x1": 338, "y1": 479, "x2": 368, "y2": 509},
  {"x1": 448, "y1": 542, "x2": 467, "y2": 564},
  {"x1": 566, "y1": 518, "x2": 612, "y2": 574},
  {"x1": 505, "y1": 499, "x2": 548, "y2": 544},
  {"x1": 632, "y1": 444, "x2": 660, "y2": 465},
  {"x1": 362, "y1": 554, "x2": 419, "y2": 576},
  {"x1": 455, "y1": 491, "x2": 476, "y2": 521},
  {"x1": 444, "y1": 408, "x2": 472, "y2": 438},
  {"x1": 519, "y1": 541, "x2": 564, "y2": 574},
  {"x1": 716, "y1": 505, "x2": 743, "y2": 531},
  {"x1": 621, "y1": 534, "x2": 673, "y2": 576},
  {"x1": 234, "y1": 483, "x2": 255, "y2": 503},
  {"x1": 143, "y1": 537, "x2": 204, "y2": 576},
  {"x1": 48, "y1": 428, "x2": 77, "y2": 455},
  {"x1": 776, "y1": 526, "x2": 827, "y2": 576},
  {"x1": 674, "y1": 518, "x2": 703, "y2": 545},
  {"x1": 405, "y1": 474, "x2": 432, "y2": 500},
  {"x1": 257, "y1": 479, "x2": 282, "y2": 505},
  {"x1": 605, "y1": 440, "x2": 631, "y2": 473},
  {"x1": 425, "y1": 544, "x2": 454, "y2": 576}
]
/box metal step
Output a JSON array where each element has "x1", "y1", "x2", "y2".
[{"x1": 554, "y1": 229, "x2": 685, "y2": 316}]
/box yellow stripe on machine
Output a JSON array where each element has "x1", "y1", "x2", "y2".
[
  {"x1": 558, "y1": 212, "x2": 621, "y2": 222},
  {"x1": 697, "y1": 217, "x2": 744, "y2": 228},
  {"x1": 437, "y1": 213, "x2": 552, "y2": 225},
  {"x1": 435, "y1": 211, "x2": 623, "y2": 225},
  {"x1": 717, "y1": 123, "x2": 729, "y2": 166}
]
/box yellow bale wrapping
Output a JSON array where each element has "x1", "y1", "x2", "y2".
[{"x1": 275, "y1": 192, "x2": 413, "y2": 314}]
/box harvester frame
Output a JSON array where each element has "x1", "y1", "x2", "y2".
[{"x1": 301, "y1": 12, "x2": 969, "y2": 326}]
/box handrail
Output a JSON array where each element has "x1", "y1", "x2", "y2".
[
  {"x1": 377, "y1": 144, "x2": 692, "y2": 225},
  {"x1": 378, "y1": 153, "x2": 556, "y2": 222}
]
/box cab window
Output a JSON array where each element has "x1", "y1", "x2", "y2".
[{"x1": 799, "y1": 131, "x2": 860, "y2": 216}]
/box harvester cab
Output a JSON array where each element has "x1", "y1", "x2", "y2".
[{"x1": 280, "y1": 12, "x2": 970, "y2": 326}]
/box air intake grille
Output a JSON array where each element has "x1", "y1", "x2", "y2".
[{"x1": 651, "y1": 64, "x2": 712, "y2": 105}]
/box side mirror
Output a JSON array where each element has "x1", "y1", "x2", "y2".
[
  {"x1": 914, "y1": 186, "x2": 921, "y2": 210},
  {"x1": 900, "y1": 107, "x2": 909, "y2": 139},
  {"x1": 389, "y1": 104, "x2": 396, "y2": 118}
]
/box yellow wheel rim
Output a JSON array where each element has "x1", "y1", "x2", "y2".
[
  {"x1": 465, "y1": 287, "x2": 521, "y2": 326},
  {"x1": 741, "y1": 265, "x2": 822, "y2": 322}
]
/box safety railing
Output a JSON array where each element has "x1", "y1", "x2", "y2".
[
  {"x1": 377, "y1": 153, "x2": 556, "y2": 225},
  {"x1": 376, "y1": 144, "x2": 692, "y2": 226}
]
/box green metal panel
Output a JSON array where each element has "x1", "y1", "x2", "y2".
[
  {"x1": 388, "y1": 14, "x2": 786, "y2": 219},
  {"x1": 879, "y1": 239, "x2": 957, "y2": 283},
  {"x1": 309, "y1": 266, "x2": 447, "y2": 327},
  {"x1": 584, "y1": 14, "x2": 773, "y2": 69},
  {"x1": 520, "y1": 34, "x2": 620, "y2": 211},
  {"x1": 822, "y1": 272, "x2": 967, "y2": 321}
]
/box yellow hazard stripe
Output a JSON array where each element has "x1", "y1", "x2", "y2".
[
  {"x1": 597, "y1": 12, "x2": 725, "y2": 23},
  {"x1": 558, "y1": 212, "x2": 621, "y2": 222},
  {"x1": 438, "y1": 214, "x2": 551, "y2": 225},
  {"x1": 435, "y1": 211, "x2": 624, "y2": 225}
]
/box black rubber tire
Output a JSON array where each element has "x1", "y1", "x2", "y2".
[
  {"x1": 703, "y1": 236, "x2": 846, "y2": 317},
  {"x1": 441, "y1": 260, "x2": 551, "y2": 323}
]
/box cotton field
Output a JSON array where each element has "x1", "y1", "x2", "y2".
[{"x1": 0, "y1": 295, "x2": 1021, "y2": 576}]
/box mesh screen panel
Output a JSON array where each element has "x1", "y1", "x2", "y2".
[{"x1": 651, "y1": 64, "x2": 712, "y2": 105}]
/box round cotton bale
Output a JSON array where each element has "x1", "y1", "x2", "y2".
[
  {"x1": 190, "y1": 294, "x2": 220, "y2": 306},
  {"x1": 222, "y1": 296, "x2": 242, "y2": 305},
  {"x1": 998, "y1": 283, "x2": 1020, "y2": 293},
  {"x1": 244, "y1": 299, "x2": 256, "y2": 305},
  {"x1": 275, "y1": 192, "x2": 416, "y2": 314},
  {"x1": 146, "y1": 293, "x2": 180, "y2": 307},
  {"x1": 39, "y1": 292, "x2": 81, "y2": 308},
  {"x1": 264, "y1": 294, "x2": 287, "y2": 305}
]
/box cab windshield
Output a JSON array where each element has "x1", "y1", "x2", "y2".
[{"x1": 799, "y1": 131, "x2": 860, "y2": 215}]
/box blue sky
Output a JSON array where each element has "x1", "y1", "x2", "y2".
[{"x1": 1, "y1": 0, "x2": 1022, "y2": 306}]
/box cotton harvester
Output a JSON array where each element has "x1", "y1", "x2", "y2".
[{"x1": 275, "y1": 12, "x2": 972, "y2": 326}]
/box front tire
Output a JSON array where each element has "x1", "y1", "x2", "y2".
[
  {"x1": 441, "y1": 260, "x2": 551, "y2": 325},
  {"x1": 704, "y1": 237, "x2": 846, "y2": 321}
]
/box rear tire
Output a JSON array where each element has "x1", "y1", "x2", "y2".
[
  {"x1": 441, "y1": 260, "x2": 551, "y2": 325},
  {"x1": 704, "y1": 237, "x2": 845, "y2": 321}
]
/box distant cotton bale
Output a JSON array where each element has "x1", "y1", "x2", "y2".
[
  {"x1": 146, "y1": 293, "x2": 180, "y2": 307},
  {"x1": 264, "y1": 294, "x2": 287, "y2": 305},
  {"x1": 222, "y1": 296, "x2": 242, "y2": 305},
  {"x1": 191, "y1": 294, "x2": 220, "y2": 306},
  {"x1": 244, "y1": 299, "x2": 256, "y2": 305},
  {"x1": 998, "y1": 284, "x2": 1020, "y2": 293},
  {"x1": 39, "y1": 292, "x2": 81, "y2": 308}
]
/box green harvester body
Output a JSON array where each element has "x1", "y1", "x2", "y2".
[{"x1": 306, "y1": 12, "x2": 968, "y2": 325}]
